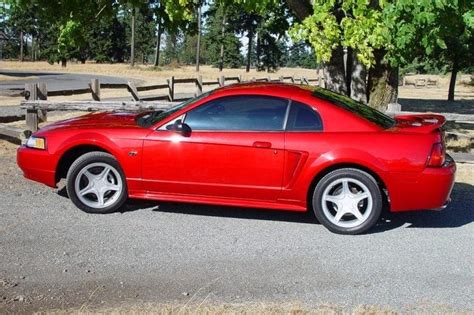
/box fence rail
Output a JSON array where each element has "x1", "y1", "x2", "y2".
[
  {"x1": 20, "y1": 100, "x2": 178, "y2": 112},
  {"x1": 0, "y1": 124, "x2": 26, "y2": 140}
]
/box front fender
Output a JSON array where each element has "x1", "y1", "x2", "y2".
[
  {"x1": 54, "y1": 132, "x2": 125, "y2": 161},
  {"x1": 52, "y1": 132, "x2": 144, "y2": 187}
]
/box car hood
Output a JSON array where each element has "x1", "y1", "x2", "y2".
[{"x1": 39, "y1": 112, "x2": 144, "y2": 132}]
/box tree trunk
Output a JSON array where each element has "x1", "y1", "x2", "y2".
[
  {"x1": 246, "y1": 28, "x2": 253, "y2": 72},
  {"x1": 323, "y1": 46, "x2": 347, "y2": 95},
  {"x1": 219, "y1": 11, "x2": 226, "y2": 72},
  {"x1": 20, "y1": 31, "x2": 24, "y2": 62},
  {"x1": 256, "y1": 31, "x2": 261, "y2": 71},
  {"x1": 367, "y1": 50, "x2": 398, "y2": 111},
  {"x1": 130, "y1": 8, "x2": 136, "y2": 67},
  {"x1": 448, "y1": 59, "x2": 458, "y2": 101},
  {"x1": 154, "y1": 17, "x2": 162, "y2": 67},
  {"x1": 61, "y1": 58, "x2": 67, "y2": 67},
  {"x1": 31, "y1": 35, "x2": 35, "y2": 62},
  {"x1": 285, "y1": 0, "x2": 312, "y2": 21},
  {"x1": 344, "y1": 48, "x2": 352, "y2": 97},
  {"x1": 350, "y1": 53, "x2": 367, "y2": 103},
  {"x1": 195, "y1": 5, "x2": 202, "y2": 72}
]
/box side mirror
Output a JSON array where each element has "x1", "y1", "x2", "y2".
[{"x1": 166, "y1": 119, "x2": 192, "y2": 136}]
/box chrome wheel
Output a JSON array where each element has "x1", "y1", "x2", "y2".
[
  {"x1": 74, "y1": 162, "x2": 123, "y2": 209},
  {"x1": 321, "y1": 178, "x2": 373, "y2": 228}
]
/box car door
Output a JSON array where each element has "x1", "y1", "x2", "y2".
[{"x1": 142, "y1": 95, "x2": 289, "y2": 201}]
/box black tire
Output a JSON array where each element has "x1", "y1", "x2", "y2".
[
  {"x1": 66, "y1": 151, "x2": 128, "y2": 214},
  {"x1": 312, "y1": 168, "x2": 382, "y2": 235}
]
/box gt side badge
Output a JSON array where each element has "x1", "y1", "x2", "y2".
[{"x1": 128, "y1": 150, "x2": 138, "y2": 157}]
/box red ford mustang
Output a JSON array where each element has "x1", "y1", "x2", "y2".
[{"x1": 17, "y1": 83, "x2": 455, "y2": 234}]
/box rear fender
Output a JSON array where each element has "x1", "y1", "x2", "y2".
[
  {"x1": 303, "y1": 148, "x2": 390, "y2": 197},
  {"x1": 310, "y1": 148, "x2": 389, "y2": 176}
]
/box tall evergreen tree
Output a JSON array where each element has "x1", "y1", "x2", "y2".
[{"x1": 204, "y1": 3, "x2": 242, "y2": 69}]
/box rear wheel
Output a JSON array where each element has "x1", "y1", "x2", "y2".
[
  {"x1": 312, "y1": 168, "x2": 382, "y2": 235},
  {"x1": 66, "y1": 151, "x2": 128, "y2": 214}
]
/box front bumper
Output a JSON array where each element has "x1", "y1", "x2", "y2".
[{"x1": 17, "y1": 146, "x2": 57, "y2": 187}]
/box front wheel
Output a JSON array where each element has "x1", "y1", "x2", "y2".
[
  {"x1": 66, "y1": 151, "x2": 128, "y2": 214},
  {"x1": 312, "y1": 168, "x2": 382, "y2": 235}
]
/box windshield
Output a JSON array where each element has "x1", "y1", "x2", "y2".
[
  {"x1": 137, "y1": 91, "x2": 212, "y2": 128},
  {"x1": 310, "y1": 87, "x2": 395, "y2": 129}
]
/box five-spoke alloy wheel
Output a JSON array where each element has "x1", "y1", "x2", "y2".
[
  {"x1": 66, "y1": 152, "x2": 128, "y2": 213},
  {"x1": 312, "y1": 168, "x2": 382, "y2": 235}
]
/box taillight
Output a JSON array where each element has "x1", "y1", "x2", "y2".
[{"x1": 427, "y1": 142, "x2": 445, "y2": 167}]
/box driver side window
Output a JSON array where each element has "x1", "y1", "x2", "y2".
[{"x1": 184, "y1": 95, "x2": 289, "y2": 131}]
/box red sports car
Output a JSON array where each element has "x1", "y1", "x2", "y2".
[{"x1": 17, "y1": 83, "x2": 455, "y2": 234}]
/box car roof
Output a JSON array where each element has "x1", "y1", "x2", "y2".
[{"x1": 214, "y1": 81, "x2": 314, "y2": 97}]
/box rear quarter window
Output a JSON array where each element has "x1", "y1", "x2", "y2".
[{"x1": 286, "y1": 101, "x2": 323, "y2": 131}]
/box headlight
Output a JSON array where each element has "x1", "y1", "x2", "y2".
[{"x1": 25, "y1": 136, "x2": 46, "y2": 150}]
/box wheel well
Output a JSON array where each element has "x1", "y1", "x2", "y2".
[
  {"x1": 306, "y1": 163, "x2": 389, "y2": 212},
  {"x1": 55, "y1": 145, "x2": 109, "y2": 183}
]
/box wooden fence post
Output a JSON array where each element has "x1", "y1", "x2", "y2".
[
  {"x1": 196, "y1": 75, "x2": 203, "y2": 96},
  {"x1": 303, "y1": 77, "x2": 309, "y2": 85},
  {"x1": 37, "y1": 82, "x2": 48, "y2": 123},
  {"x1": 167, "y1": 76, "x2": 174, "y2": 102},
  {"x1": 237, "y1": 75, "x2": 242, "y2": 83},
  {"x1": 290, "y1": 76, "x2": 294, "y2": 83},
  {"x1": 90, "y1": 79, "x2": 101, "y2": 101},
  {"x1": 319, "y1": 68, "x2": 326, "y2": 88},
  {"x1": 25, "y1": 83, "x2": 39, "y2": 132},
  {"x1": 219, "y1": 75, "x2": 225, "y2": 87},
  {"x1": 127, "y1": 81, "x2": 140, "y2": 101}
]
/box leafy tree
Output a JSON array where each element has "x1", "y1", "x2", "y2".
[
  {"x1": 88, "y1": 11, "x2": 127, "y2": 63},
  {"x1": 287, "y1": 0, "x2": 474, "y2": 107},
  {"x1": 288, "y1": 0, "x2": 392, "y2": 108},
  {"x1": 384, "y1": 0, "x2": 473, "y2": 101},
  {"x1": 5, "y1": 1, "x2": 38, "y2": 61},
  {"x1": 123, "y1": 3, "x2": 156, "y2": 64},
  {"x1": 162, "y1": 30, "x2": 183, "y2": 65},
  {"x1": 285, "y1": 42, "x2": 319, "y2": 69},
  {"x1": 254, "y1": 1, "x2": 290, "y2": 72},
  {"x1": 204, "y1": 2, "x2": 242, "y2": 69}
]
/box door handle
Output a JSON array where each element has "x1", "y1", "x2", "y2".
[{"x1": 253, "y1": 141, "x2": 272, "y2": 148}]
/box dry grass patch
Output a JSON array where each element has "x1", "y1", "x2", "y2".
[
  {"x1": 455, "y1": 163, "x2": 474, "y2": 184},
  {"x1": 39, "y1": 302, "x2": 399, "y2": 315}
]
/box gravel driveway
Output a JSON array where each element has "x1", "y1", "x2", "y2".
[{"x1": 0, "y1": 154, "x2": 473, "y2": 313}]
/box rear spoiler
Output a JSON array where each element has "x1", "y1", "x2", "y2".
[{"x1": 394, "y1": 114, "x2": 446, "y2": 134}]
